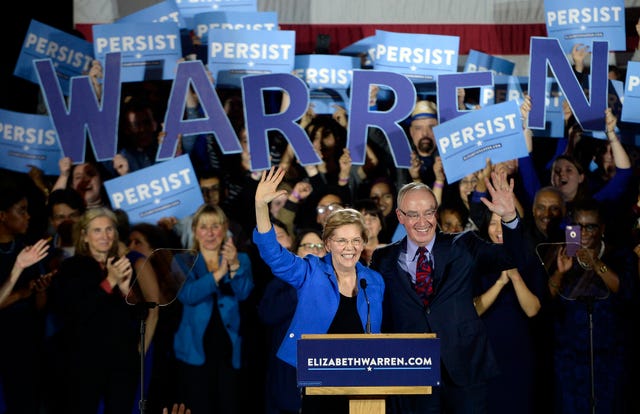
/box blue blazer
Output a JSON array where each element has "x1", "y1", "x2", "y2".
[
  {"x1": 370, "y1": 227, "x2": 521, "y2": 388},
  {"x1": 173, "y1": 251, "x2": 253, "y2": 369},
  {"x1": 253, "y1": 227, "x2": 385, "y2": 367}
]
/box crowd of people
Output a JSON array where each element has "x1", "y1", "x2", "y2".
[{"x1": 1, "y1": 19, "x2": 640, "y2": 414}]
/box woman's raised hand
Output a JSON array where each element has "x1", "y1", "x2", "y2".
[{"x1": 255, "y1": 166, "x2": 288, "y2": 207}]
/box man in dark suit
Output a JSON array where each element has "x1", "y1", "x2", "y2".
[{"x1": 370, "y1": 172, "x2": 522, "y2": 414}]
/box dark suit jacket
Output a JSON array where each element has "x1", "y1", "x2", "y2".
[{"x1": 370, "y1": 225, "x2": 521, "y2": 388}]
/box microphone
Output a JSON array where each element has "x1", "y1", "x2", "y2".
[{"x1": 360, "y1": 278, "x2": 371, "y2": 334}]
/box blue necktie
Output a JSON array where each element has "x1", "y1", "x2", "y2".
[{"x1": 415, "y1": 246, "x2": 433, "y2": 306}]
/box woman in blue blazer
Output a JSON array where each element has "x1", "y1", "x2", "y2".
[
  {"x1": 253, "y1": 167, "x2": 384, "y2": 414},
  {"x1": 173, "y1": 204, "x2": 254, "y2": 414}
]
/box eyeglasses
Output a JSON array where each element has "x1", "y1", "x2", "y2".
[
  {"x1": 330, "y1": 238, "x2": 364, "y2": 248},
  {"x1": 299, "y1": 243, "x2": 324, "y2": 250},
  {"x1": 317, "y1": 203, "x2": 342, "y2": 215},
  {"x1": 572, "y1": 223, "x2": 600, "y2": 233},
  {"x1": 398, "y1": 208, "x2": 437, "y2": 221}
]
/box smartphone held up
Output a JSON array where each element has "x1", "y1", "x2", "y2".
[{"x1": 565, "y1": 225, "x2": 581, "y2": 257}]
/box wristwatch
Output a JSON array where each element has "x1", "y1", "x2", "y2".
[{"x1": 598, "y1": 263, "x2": 608, "y2": 274}]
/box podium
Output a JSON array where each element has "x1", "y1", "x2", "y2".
[{"x1": 298, "y1": 333, "x2": 439, "y2": 414}]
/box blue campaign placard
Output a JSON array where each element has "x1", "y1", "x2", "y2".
[
  {"x1": 104, "y1": 155, "x2": 203, "y2": 225},
  {"x1": 621, "y1": 61, "x2": 640, "y2": 124},
  {"x1": 0, "y1": 109, "x2": 63, "y2": 175},
  {"x1": 92, "y1": 22, "x2": 182, "y2": 82},
  {"x1": 308, "y1": 89, "x2": 349, "y2": 115},
  {"x1": 208, "y1": 29, "x2": 295, "y2": 88},
  {"x1": 433, "y1": 100, "x2": 527, "y2": 183},
  {"x1": 464, "y1": 50, "x2": 515, "y2": 75},
  {"x1": 116, "y1": 0, "x2": 185, "y2": 28},
  {"x1": 14, "y1": 19, "x2": 94, "y2": 96},
  {"x1": 297, "y1": 335, "x2": 440, "y2": 387},
  {"x1": 372, "y1": 30, "x2": 459, "y2": 83},
  {"x1": 175, "y1": 0, "x2": 257, "y2": 28},
  {"x1": 294, "y1": 55, "x2": 359, "y2": 90},
  {"x1": 544, "y1": 0, "x2": 626, "y2": 53},
  {"x1": 194, "y1": 11, "x2": 278, "y2": 43},
  {"x1": 338, "y1": 35, "x2": 376, "y2": 68},
  {"x1": 480, "y1": 75, "x2": 527, "y2": 106}
]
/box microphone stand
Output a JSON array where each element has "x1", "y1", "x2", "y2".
[
  {"x1": 578, "y1": 295, "x2": 596, "y2": 414},
  {"x1": 135, "y1": 301, "x2": 158, "y2": 414},
  {"x1": 360, "y1": 279, "x2": 371, "y2": 334}
]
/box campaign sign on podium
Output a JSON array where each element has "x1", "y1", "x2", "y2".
[{"x1": 297, "y1": 334, "x2": 440, "y2": 388}]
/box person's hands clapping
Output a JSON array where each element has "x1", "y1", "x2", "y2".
[
  {"x1": 496, "y1": 270, "x2": 510, "y2": 286},
  {"x1": 221, "y1": 237, "x2": 239, "y2": 274},
  {"x1": 107, "y1": 256, "x2": 133, "y2": 294}
]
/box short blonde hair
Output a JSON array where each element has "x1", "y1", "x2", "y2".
[
  {"x1": 321, "y1": 208, "x2": 368, "y2": 245},
  {"x1": 191, "y1": 204, "x2": 229, "y2": 251}
]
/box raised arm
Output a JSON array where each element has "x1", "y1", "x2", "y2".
[
  {"x1": 571, "y1": 43, "x2": 589, "y2": 74},
  {"x1": 0, "y1": 239, "x2": 50, "y2": 307},
  {"x1": 52, "y1": 156, "x2": 73, "y2": 191},
  {"x1": 255, "y1": 167, "x2": 288, "y2": 234},
  {"x1": 604, "y1": 108, "x2": 631, "y2": 170}
]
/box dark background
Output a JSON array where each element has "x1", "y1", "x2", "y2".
[{"x1": 0, "y1": 1, "x2": 73, "y2": 113}]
